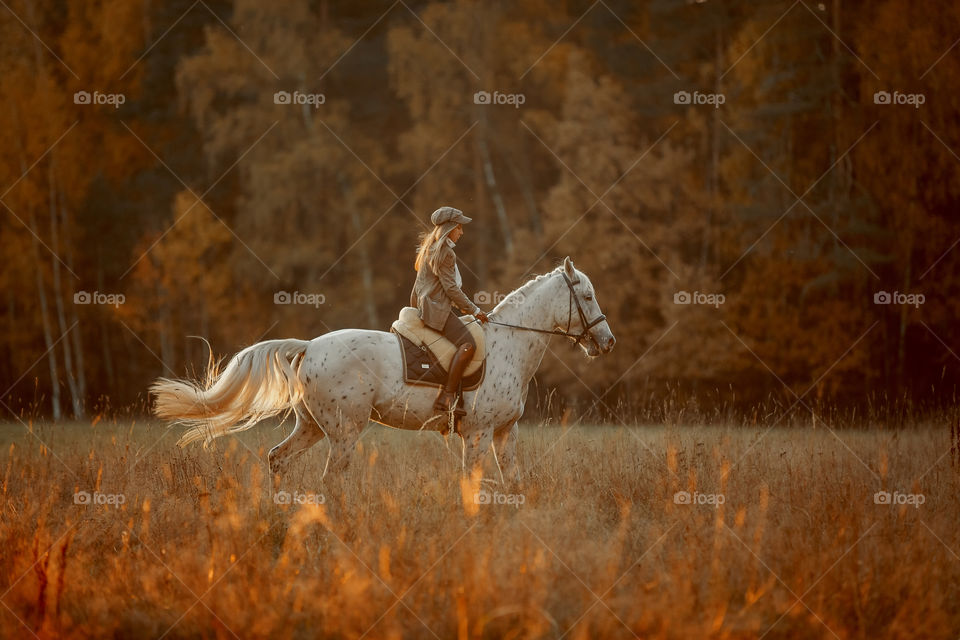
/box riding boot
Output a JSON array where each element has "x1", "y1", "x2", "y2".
[{"x1": 435, "y1": 343, "x2": 475, "y2": 413}]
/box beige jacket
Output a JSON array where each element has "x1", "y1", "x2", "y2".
[{"x1": 411, "y1": 237, "x2": 481, "y2": 331}]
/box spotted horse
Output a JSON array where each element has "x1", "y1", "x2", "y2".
[{"x1": 151, "y1": 257, "x2": 616, "y2": 484}]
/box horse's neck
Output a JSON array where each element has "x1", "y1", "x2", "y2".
[{"x1": 485, "y1": 273, "x2": 561, "y2": 383}]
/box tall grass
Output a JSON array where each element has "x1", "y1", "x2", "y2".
[{"x1": 1, "y1": 418, "x2": 958, "y2": 638}]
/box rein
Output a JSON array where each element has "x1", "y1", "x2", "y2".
[{"x1": 485, "y1": 272, "x2": 606, "y2": 346}]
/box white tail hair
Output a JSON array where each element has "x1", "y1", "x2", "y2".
[{"x1": 151, "y1": 338, "x2": 311, "y2": 447}]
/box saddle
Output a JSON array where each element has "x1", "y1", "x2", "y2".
[{"x1": 390, "y1": 307, "x2": 486, "y2": 389}]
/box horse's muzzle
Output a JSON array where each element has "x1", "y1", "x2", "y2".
[
  {"x1": 585, "y1": 330, "x2": 615, "y2": 356},
  {"x1": 600, "y1": 333, "x2": 616, "y2": 353}
]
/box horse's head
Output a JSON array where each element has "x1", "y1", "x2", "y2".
[{"x1": 556, "y1": 257, "x2": 616, "y2": 358}]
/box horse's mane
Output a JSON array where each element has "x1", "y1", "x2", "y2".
[{"x1": 492, "y1": 264, "x2": 564, "y2": 313}]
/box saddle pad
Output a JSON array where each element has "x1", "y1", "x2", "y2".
[
  {"x1": 391, "y1": 307, "x2": 485, "y2": 377},
  {"x1": 392, "y1": 332, "x2": 484, "y2": 390}
]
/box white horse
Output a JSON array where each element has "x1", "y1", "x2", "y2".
[{"x1": 151, "y1": 257, "x2": 615, "y2": 483}]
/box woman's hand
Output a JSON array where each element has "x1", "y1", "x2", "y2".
[{"x1": 475, "y1": 311, "x2": 489, "y2": 324}]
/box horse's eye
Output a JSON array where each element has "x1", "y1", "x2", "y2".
[{"x1": 585, "y1": 294, "x2": 593, "y2": 301}]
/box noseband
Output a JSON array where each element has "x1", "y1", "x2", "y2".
[{"x1": 486, "y1": 272, "x2": 606, "y2": 346}]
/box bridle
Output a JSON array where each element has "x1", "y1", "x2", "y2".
[{"x1": 486, "y1": 272, "x2": 606, "y2": 347}]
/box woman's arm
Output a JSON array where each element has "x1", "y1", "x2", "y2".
[{"x1": 437, "y1": 248, "x2": 481, "y2": 316}]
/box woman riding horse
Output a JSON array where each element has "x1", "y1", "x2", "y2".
[{"x1": 411, "y1": 206, "x2": 489, "y2": 412}]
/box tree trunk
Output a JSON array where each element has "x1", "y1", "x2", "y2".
[
  {"x1": 61, "y1": 189, "x2": 87, "y2": 412},
  {"x1": 47, "y1": 163, "x2": 82, "y2": 418},
  {"x1": 96, "y1": 258, "x2": 116, "y2": 390},
  {"x1": 28, "y1": 210, "x2": 61, "y2": 420},
  {"x1": 895, "y1": 220, "x2": 914, "y2": 391},
  {"x1": 158, "y1": 281, "x2": 173, "y2": 375},
  {"x1": 67, "y1": 252, "x2": 87, "y2": 413},
  {"x1": 351, "y1": 209, "x2": 379, "y2": 329},
  {"x1": 495, "y1": 136, "x2": 542, "y2": 237},
  {"x1": 473, "y1": 126, "x2": 488, "y2": 283},
  {"x1": 338, "y1": 177, "x2": 379, "y2": 327},
  {"x1": 701, "y1": 18, "x2": 721, "y2": 272},
  {"x1": 21, "y1": 0, "x2": 61, "y2": 418},
  {"x1": 476, "y1": 118, "x2": 512, "y2": 256}
]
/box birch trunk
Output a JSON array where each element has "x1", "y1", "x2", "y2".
[
  {"x1": 47, "y1": 163, "x2": 82, "y2": 418},
  {"x1": 28, "y1": 210, "x2": 61, "y2": 420}
]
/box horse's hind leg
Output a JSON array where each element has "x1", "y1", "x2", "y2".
[
  {"x1": 268, "y1": 406, "x2": 326, "y2": 480},
  {"x1": 316, "y1": 404, "x2": 373, "y2": 479}
]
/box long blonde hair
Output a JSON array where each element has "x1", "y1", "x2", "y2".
[{"x1": 414, "y1": 224, "x2": 453, "y2": 272}]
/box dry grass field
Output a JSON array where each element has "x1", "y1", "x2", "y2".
[{"x1": 1, "y1": 418, "x2": 958, "y2": 639}]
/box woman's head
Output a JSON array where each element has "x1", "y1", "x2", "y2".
[
  {"x1": 430, "y1": 206, "x2": 471, "y2": 226},
  {"x1": 414, "y1": 207, "x2": 471, "y2": 271}
]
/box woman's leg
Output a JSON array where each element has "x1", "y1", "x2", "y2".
[
  {"x1": 440, "y1": 311, "x2": 476, "y2": 350},
  {"x1": 435, "y1": 311, "x2": 476, "y2": 412}
]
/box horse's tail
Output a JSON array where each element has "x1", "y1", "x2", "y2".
[{"x1": 150, "y1": 338, "x2": 311, "y2": 447}]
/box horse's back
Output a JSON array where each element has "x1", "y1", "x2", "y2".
[{"x1": 304, "y1": 328, "x2": 398, "y2": 371}]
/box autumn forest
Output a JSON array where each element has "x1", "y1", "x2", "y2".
[{"x1": 2, "y1": 0, "x2": 959, "y2": 423}]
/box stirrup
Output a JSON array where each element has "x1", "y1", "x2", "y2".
[{"x1": 439, "y1": 406, "x2": 465, "y2": 436}]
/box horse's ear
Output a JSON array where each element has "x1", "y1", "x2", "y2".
[{"x1": 563, "y1": 256, "x2": 575, "y2": 277}]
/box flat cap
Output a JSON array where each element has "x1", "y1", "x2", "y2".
[{"x1": 430, "y1": 206, "x2": 472, "y2": 226}]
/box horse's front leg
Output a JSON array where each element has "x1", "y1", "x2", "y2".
[
  {"x1": 492, "y1": 421, "x2": 520, "y2": 486},
  {"x1": 461, "y1": 425, "x2": 493, "y2": 480}
]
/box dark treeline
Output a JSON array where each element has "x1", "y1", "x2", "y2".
[{"x1": 1, "y1": 0, "x2": 959, "y2": 422}]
